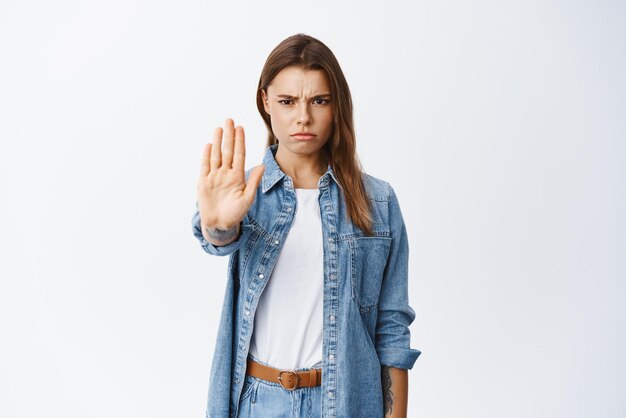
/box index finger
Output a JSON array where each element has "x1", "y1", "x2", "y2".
[{"x1": 233, "y1": 125, "x2": 246, "y2": 172}]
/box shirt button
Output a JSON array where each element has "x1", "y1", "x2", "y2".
[
  {"x1": 328, "y1": 237, "x2": 333, "y2": 242},
  {"x1": 245, "y1": 310, "x2": 250, "y2": 316},
  {"x1": 258, "y1": 273, "x2": 264, "y2": 279},
  {"x1": 330, "y1": 274, "x2": 336, "y2": 280},
  {"x1": 329, "y1": 354, "x2": 335, "y2": 360},
  {"x1": 286, "y1": 207, "x2": 292, "y2": 212},
  {"x1": 274, "y1": 240, "x2": 279, "y2": 245},
  {"x1": 234, "y1": 378, "x2": 239, "y2": 383},
  {"x1": 329, "y1": 315, "x2": 335, "y2": 321},
  {"x1": 328, "y1": 391, "x2": 334, "y2": 399}
]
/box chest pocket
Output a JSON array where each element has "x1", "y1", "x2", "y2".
[{"x1": 349, "y1": 236, "x2": 392, "y2": 312}]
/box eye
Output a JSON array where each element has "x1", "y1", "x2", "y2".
[
  {"x1": 278, "y1": 99, "x2": 294, "y2": 105},
  {"x1": 312, "y1": 98, "x2": 330, "y2": 105}
]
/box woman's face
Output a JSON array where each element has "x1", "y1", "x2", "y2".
[{"x1": 262, "y1": 66, "x2": 334, "y2": 162}]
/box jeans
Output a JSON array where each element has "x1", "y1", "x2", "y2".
[{"x1": 237, "y1": 357, "x2": 322, "y2": 418}]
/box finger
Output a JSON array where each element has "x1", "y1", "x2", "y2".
[
  {"x1": 222, "y1": 119, "x2": 235, "y2": 168},
  {"x1": 200, "y1": 143, "x2": 212, "y2": 176},
  {"x1": 243, "y1": 164, "x2": 265, "y2": 205},
  {"x1": 233, "y1": 125, "x2": 246, "y2": 172},
  {"x1": 210, "y1": 127, "x2": 223, "y2": 170}
]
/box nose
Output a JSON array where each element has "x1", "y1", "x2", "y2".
[{"x1": 297, "y1": 103, "x2": 312, "y2": 126}]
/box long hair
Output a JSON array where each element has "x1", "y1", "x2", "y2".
[{"x1": 256, "y1": 34, "x2": 373, "y2": 235}]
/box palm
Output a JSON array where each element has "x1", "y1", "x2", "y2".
[{"x1": 197, "y1": 119, "x2": 264, "y2": 231}]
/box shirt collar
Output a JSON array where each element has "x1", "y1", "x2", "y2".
[{"x1": 260, "y1": 144, "x2": 341, "y2": 193}]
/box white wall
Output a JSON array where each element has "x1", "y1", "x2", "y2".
[{"x1": 1, "y1": 1, "x2": 624, "y2": 417}]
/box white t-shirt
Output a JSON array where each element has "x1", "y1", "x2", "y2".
[{"x1": 248, "y1": 188, "x2": 324, "y2": 370}]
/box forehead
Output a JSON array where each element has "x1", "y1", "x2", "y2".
[{"x1": 266, "y1": 66, "x2": 330, "y2": 96}]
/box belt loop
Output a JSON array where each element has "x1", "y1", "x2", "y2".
[{"x1": 309, "y1": 368, "x2": 316, "y2": 387}]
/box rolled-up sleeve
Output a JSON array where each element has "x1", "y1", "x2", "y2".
[
  {"x1": 191, "y1": 202, "x2": 246, "y2": 256},
  {"x1": 375, "y1": 186, "x2": 421, "y2": 370}
]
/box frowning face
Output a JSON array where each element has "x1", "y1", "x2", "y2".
[{"x1": 262, "y1": 66, "x2": 334, "y2": 162}]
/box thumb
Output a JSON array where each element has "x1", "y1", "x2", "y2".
[{"x1": 243, "y1": 164, "x2": 265, "y2": 206}]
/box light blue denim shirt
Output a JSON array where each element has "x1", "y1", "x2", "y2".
[{"x1": 192, "y1": 145, "x2": 421, "y2": 418}]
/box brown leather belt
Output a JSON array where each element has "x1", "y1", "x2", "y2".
[{"x1": 246, "y1": 359, "x2": 322, "y2": 391}]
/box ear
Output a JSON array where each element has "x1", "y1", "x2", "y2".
[{"x1": 261, "y1": 89, "x2": 270, "y2": 114}]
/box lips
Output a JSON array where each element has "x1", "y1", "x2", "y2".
[{"x1": 291, "y1": 132, "x2": 316, "y2": 140}]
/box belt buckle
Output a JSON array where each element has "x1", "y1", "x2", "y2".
[{"x1": 277, "y1": 370, "x2": 300, "y2": 391}]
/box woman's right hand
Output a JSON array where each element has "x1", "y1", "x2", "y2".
[{"x1": 196, "y1": 119, "x2": 265, "y2": 246}]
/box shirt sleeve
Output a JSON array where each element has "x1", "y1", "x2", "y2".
[
  {"x1": 191, "y1": 202, "x2": 246, "y2": 256},
  {"x1": 375, "y1": 185, "x2": 421, "y2": 370}
]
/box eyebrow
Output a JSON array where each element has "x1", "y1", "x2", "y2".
[{"x1": 276, "y1": 93, "x2": 332, "y2": 99}]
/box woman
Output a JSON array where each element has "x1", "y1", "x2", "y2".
[{"x1": 192, "y1": 34, "x2": 420, "y2": 418}]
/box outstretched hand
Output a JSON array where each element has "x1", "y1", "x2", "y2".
[{"x1": 197, "y1": 119, "x2": 265, "y2": 245}]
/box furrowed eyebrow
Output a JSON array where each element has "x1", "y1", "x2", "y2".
[{"x1": 275, "y1": 93, "x2": 332, "y2": 100}]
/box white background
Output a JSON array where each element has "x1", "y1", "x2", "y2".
[{"x1": 1, "y1": 1, "x2": 625, "y2": 417}]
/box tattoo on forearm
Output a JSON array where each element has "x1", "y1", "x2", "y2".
[
  {"x1": 382, "y1": 365, "x2": 393, "y2": 415},
  {"x1": 204, "y1": 225, "x2": 239, "y2": 243}
]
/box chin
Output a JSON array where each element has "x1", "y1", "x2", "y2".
[{"x1": 282, "y1": 140, "x2": 327, "y2": 155}]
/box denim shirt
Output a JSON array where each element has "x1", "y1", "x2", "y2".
[{"x1": 192, "y1": 145, "x2": 421, "y2": 418}]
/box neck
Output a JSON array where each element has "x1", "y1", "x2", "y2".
[{"x1": 274, "y1": 146, "x2": 327, "y2": 189}]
